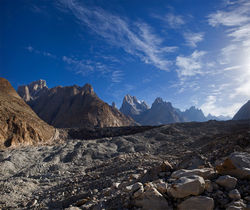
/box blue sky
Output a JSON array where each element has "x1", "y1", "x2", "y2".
[{"x1": 1, "y1": 0, "x2": 250, "y2": 117}]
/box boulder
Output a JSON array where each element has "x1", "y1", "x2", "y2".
[
  {"x1": 168, "y1": 175, "x2": 205, "y2": 198},
  {"x1": 216, "y1": 175, "x2": 237, "y2": 190},
  {"x1": 216, "y1": 152, "x2": 250, "y2": 180},
  {"x1": 133, "y1": 184, "x2": 170, "y2": 210},
  {"x1": 228, "y1": 189, "x2": 241, "y2": 200},
  {"x1": 171, "y1": 168, "x2": 215, "y2": 179},
  {"x1": 178, "y1": 196, "x2": 214, "y2": 210}
]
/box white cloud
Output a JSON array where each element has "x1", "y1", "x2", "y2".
[
  {"x1": 164, "y1": 13, "x2": 185, "y2": 28},
  {"x1": 111, "y1": 70, "x2": 123, "y2": 83},
  {"x1": 176, "y1": 50, "x2": 206, "y2": 77},
  {"x1": 57, "y1": 0, "x2": 176, "y2": 71},
  {"x1": 25, "y1": 45, "x2": 57, "y2": 59},
  {"x1": 201, "y1": 95, "x2": 241, "y2": 117},
  {"x1": 183, "y1": 32, "x2": 204, "y2": 48}
]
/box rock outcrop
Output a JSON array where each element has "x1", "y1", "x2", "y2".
[
  {"x1": 0, "y1": 78, "x2": 55, "y2": 149},
  {"x1": 19, "y1": 81, "x2": 134, "y2": 128},
  {"x1": 233, "y1": 100, "x2": 250, "y2": 120}
]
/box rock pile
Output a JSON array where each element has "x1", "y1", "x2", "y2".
[{"x1": 72, "y1": 152, "x2": 250, "y2": 209}]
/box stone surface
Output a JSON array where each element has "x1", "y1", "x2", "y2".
[
  {"x1": 216, "y1": 175, "x2": 237, "y2": 190},
  {"x1": 178, "y1": 196, "x2": 214, "y2": 210},
  {"x1": 171, "y1": 168, "x2": 215, "y2": 179},
  {"x1": 0, "y1": 78, "x2": 56, "y2": 149},
  {"x1": 168, "y1": 175, "x2": 205, "y2": 198},
  {"x1": 216, "y1": 152, "x2": 250, "y2": 179},
  {"x1": 228, "y1": 189, "x2": 241, "y2": 200},
  {"x1": 133, "y1": 185, "x2": 170, "y2": 210}
]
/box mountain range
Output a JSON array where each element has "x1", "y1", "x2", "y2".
[
  {"x1": 119, "y1": 94, "x2": 231, "y2": 125},
  {"x1": 18, "y1": 80, "x2": 134, "y2": 128},
  {"x1": 16, "y1": 79, "x2": 250, "y2": 128}
]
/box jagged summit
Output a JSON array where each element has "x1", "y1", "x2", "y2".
[
  {"x1": 18, "y1": 79, "x2": 48, "y2": 101},
  {"x1": 233, "y1": 100, "x2": 250, "y2": 120},
  {"x1": 0, "y1": 78, "x2": 55, "y2": 148},
  {"x1": 120, "y1": 94, "x2": 149, "y2": 117},
  {"x1": 18, "y1": 81, "x2": 134, "y2": 128}
]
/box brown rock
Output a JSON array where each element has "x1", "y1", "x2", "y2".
[
  {"x1": 216, "y1": 175, "x2": 237, "y2": 190},
  {"x1": 0, "y1": 78, "x2": 55, "y2": 149},
  {"x1": 216, "y1": 152, "x2": 250, "y2": 179},
  {"x1": 178, "y1": 196, "x2": 214, "y2": 210},
  {"x1": 133, "y1": 185, "x2": 170, "y2": 210}
]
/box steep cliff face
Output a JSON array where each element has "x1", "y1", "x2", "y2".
[
  {"x1": 21, "y1": 82, "x2": 134, "y2": 128},
  {"x1": 0, "y1": 78, "x2": 55, "y2": 149},
  {"x1": 233, "y1": 100, "x2": 250, "y2": 120}
]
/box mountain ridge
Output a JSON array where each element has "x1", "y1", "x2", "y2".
[
  {"x1": 120, "y1": 94, "x2": 231, "y2": 125},
  {"x1": 18, "y1": 80, "x2": 135, "y2": 128}
]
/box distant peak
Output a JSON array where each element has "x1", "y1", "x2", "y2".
[{"x1": 154, "y1": 97, "x2": 164, "y2": 104}]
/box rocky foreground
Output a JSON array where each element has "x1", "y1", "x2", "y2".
[{"x1": 0, "y1": 120, "x2": 250, "y2": 209}]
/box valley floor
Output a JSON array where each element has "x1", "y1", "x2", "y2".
[{"x1": 0, "y1": 120, "x2": 250, "y2": 209}]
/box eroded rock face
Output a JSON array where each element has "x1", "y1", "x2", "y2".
[
  {"x1": 178, "y1": 196, "x2": 214, "y2": 210},
  {"x1": 0, "y1": 78, "x2": 55, "y2": 149},
  {"x1": 216, "y1": 152, "x2": 250, "y2": 180}
]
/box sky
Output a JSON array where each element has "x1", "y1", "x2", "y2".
[{"x1": 1, "y1": 0, "x2": 250, "y2": 117}]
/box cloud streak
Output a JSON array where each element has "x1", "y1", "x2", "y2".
[
  {"x1": 183, "y1": 32, "x2": 204, "y2": 48},
  {"x1": 176, "y1": 50, "x2": 206, "y2": 78},
  {"x1": 57, "y1": 0, "x2": 177, "y2": 71}
]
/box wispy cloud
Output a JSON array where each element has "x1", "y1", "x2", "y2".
[
  {"x1": 162, "y1": 13, "x2": 185, "y2": 28},
  {"x1": 183, "y1": 32, "x2": 204, "y2": 48},
  {"x1": 111, "y1": 70, "x2": 123, "y2": 83},
  {"x1": 207, "y1": 0, "x2": 250, "y2": 101},
  {"x1": 176, "y1": 50, "x2": 206, "y2": 78},
  {"x1": 62, "y1": 55, "x2": 110, "y2": 75},
  {"x1": 57, "y1": 0, "x2": 177, "y2": 71},
  {"x1": 25, "y1": 45, "x2": 57, "y2": 59}
]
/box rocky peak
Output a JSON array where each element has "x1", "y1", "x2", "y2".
[
  {"x1": 151, "y1": 97, "x2": 172, "y2": 109},
  {"x1": 82, "y1": 83, "x2": 94, "y2": 95},
  {"x1": 120, "y1": 94, "x2": 149, "y2": 117},
  {"x1": 183, "y1": 106, "x2": 206, "y2": 122},
  {"x1": 17, "y1": 79, "x2": 48, "y2": 102}
]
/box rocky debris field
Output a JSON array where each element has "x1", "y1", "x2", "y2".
[{"x1": 0, "y1": 120, "x2": 250, "y2": 209}]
